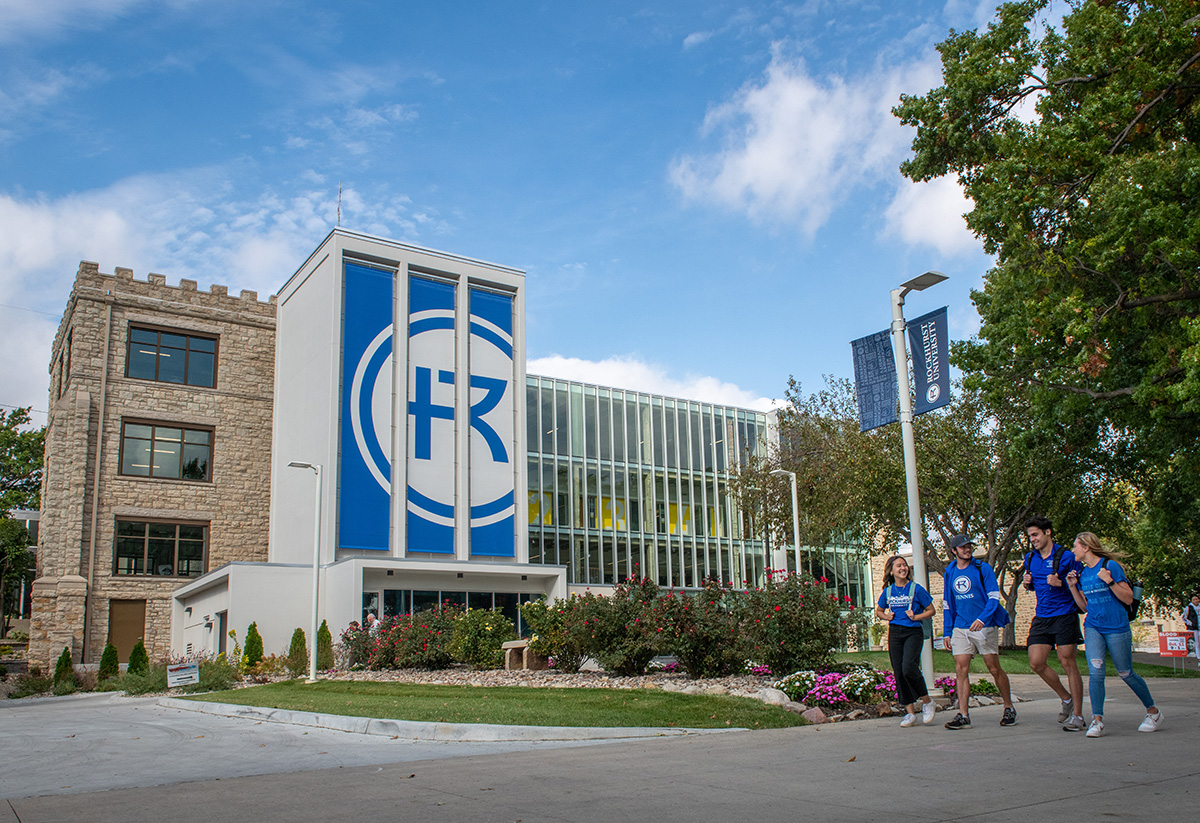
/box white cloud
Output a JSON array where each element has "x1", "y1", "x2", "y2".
[
  {"x1": 882, "y1": 176, "x2": 978, "y2": 255},
  {"x1": 670, "y1": 46, "x2": 941, "y2": 236},
  {"x1": 0, "y1": 169, "x2": 448, "y2": 416},
  {"x1": 526, "y1": 355, "x2": 778, "y2": 411},
  {"x1": 0, "y1": 0, "x2": 174, "y2": 43},
  {"x1": 682, "y1": 31, "x2": 713, "y2": 49}
]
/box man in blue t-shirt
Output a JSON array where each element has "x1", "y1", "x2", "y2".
[
  {"x1": 941, "y1": 534, "x2": 1016, "y2": 730},
  {"x1": 1022, "y1": 515, "x2": 1085, "y2": 730}
]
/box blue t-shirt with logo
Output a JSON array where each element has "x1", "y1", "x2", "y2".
[
  {"x1": 943, "y1": 560, "x2": 1002, "y2": 633},
  {"x1": 1027, "y1": 545, "x2": 1082, "y2": 618},
  {"x1": 877, "y1": 582, "x2": 933, "y2": 628},
  {"x1": 1079, "y1": 559, "x2": 1130, "y2": 633}
]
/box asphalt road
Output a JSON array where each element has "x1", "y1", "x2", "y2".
[{"x1": 3, "y1": 675, "x2": 1197, "y2": 823}]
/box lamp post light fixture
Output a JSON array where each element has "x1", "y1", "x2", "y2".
[
  {"x1": 770, "y1": 468, "x2": 803, "y2": 576},
  {"x1": 287, "y1": 460, "x2": 323, "y2": 684},
  {"x1": 890, "y1": 270, "x2": 947, "y2": 690}
]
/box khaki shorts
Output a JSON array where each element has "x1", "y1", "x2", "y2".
[{"x1": 950, "y1": 626, "x2": 1000, "y2": 656}]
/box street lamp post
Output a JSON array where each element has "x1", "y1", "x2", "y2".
[
  {"x1": 890, "y1": 271, "x2": 947, "y2": 690},
  {"x1": 288, "y1": 461, "x2": 323, "y2": 684},
  {"x1": 770, "y1": 469, "x2": 802, "y2": 575}
]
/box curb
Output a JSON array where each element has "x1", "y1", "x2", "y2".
[{"x1": 157, "y1": 697, "x2": 746, "y2": 741}]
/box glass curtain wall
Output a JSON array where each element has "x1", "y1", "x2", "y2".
[{"x1": 526, "y1": 375, "x2": 770, "y2": 589}]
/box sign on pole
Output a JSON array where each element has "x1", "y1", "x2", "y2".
[
  {"x1": 1158, "y1": 632, "x2": 1190, "y2": 657},
  {"x1": 851, "y1": 330, "x2": 898, "y2": 432},
  {"x1": 907, "y1": 307, "x2": 951, "y2": 415}
]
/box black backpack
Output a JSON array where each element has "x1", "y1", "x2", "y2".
[
  {"x1": 1024, "y1": 544, "x2": 1079, "y2": 613},
  {"x1": 1101, "y1": 558, "x2": 1142, "y2": 622}
]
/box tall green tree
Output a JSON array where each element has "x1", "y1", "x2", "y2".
[
  {"x1": 0, "y1": 518, "x2": 34, "y2": 634},
  {"x1": 0, "y1": 407, "x2": 44, "y2": 516},
  {"x1": 894, "y1": 0, "x2": 1200, "y2": 600}
]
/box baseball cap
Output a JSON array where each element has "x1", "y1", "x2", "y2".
[{"x1": 949, "y1": 534, "x2": 974, "y2": 550}]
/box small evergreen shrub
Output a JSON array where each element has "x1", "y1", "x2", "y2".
[
  {"x1": 122, "y1": 662, "x2": 168, "y2": 695},
  {"x1": 127, "y1": 640, "x2": 149, "y2": 676},
  {"x1": 316, "y1": 620, "x2": 334, "y2": 670},
  {"x1": 449, "y1": 608, "x2": 516, "y2": 669},
  {"x1": 287, "y1": 628, "x2": 308, "y2": 678},
  {"x1": 98, "y1": 643, "x2": 120, "y2": 681},
  {"x1": 243, "y1": 622, "x2": 264, "y2": 668},
  {"x1": 52, "y1": 646, "x2": 77, "y2": 695}
]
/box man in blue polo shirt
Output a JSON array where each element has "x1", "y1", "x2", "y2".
[
  {"x1": 1022, "y1": 515, "x2": 1085, "y2": 731},
  {"x1": 941, "y1": 534, "x2": 1016, "y2": 729}
]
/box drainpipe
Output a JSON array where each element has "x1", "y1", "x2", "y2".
[{"x1": 82, "y1": 296, "x2": 113, "y2": 663}]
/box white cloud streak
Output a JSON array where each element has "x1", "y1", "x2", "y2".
[{"x1": 527, "y1": 355, "x2": 778, "y2": 411}]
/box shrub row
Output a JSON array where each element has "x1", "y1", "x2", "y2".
[{"x1": 341, "y1": 571, "x2": 867, "y2": 678}]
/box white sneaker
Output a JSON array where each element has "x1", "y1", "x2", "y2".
[
  {"x1": 1086, "y1": 717, "x2": 1105, "y2": 738},
  {"x1": 1057, "y1": 699, "x2": 1073, "y2": 723},
  {"x1": 900, "y1": 713, "x2": 919, "y2": 727},
  {"x1": 922, "y1": 701, "x2": 936, "y2": 725},
  {"x1": 1137, "y1": 710, "x2": 1163, "y2": 732}
]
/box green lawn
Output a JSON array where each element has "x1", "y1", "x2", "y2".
[
  {"x1": 185, "y1": 680, "x2": 807, "y2": 729},
  {"x1": 839, "y1": 650, "x2": 1200, "y2": 678}
]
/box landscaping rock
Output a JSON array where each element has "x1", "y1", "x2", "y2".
[
  {"x1": 681, "y1": 685, "x2": 702, "y2": 695},
  {"x1": 703, "y1": 685, "x2": 729, "y2": 696},
  {"x1": 782, "y1": 700, "x2": 807, "y2": 714},
  {"x1": 758, "y1": 687, "x2": 791, "y2": 706},
  {"x1": 877, "y1": 703, "x2": 894, "y2": 716},
  {"x1": 846, "y1": 709, "x2": 866, "y2": 720},
  {"x1": 802, "y1": 707, "x2": 829, "y2": 724}
]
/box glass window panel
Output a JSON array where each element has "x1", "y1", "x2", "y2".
[
  {"x1": 570, "y1": 385, "x2": 584, "y2": 457},
  {"x1": 494, "y1": 592, "x2": 519, "y2": 631},
  {"x1": 383, "y1": 589, "x2": 409, "y2": 617},
  {"x1": 412, "y1": 590, "x2": 439, "y2": 613},
  {"x1": 572, "y1": 464, "x2": 585, "y2": 528},
  {"x1": 587, "y1": 538, "x2": 600, "y2": 585},
  {"x1": 664, "y1": 402, "x2": 677, "y2": 468},
  {"x1": 651, "y1": 401, "x2": 663, "y2": 466},
  {"x1": 152, "y1": 436, "x2": 181, "y2": 478},
  {"x1": 178, "y1": 540, "x2": 205, "y2": 576},
  {"x1": 600, "y1": 466, "x2": 613, "y2": 529},
  {"x1": 613, "y1": 468, "x2": 627, "y2": 531},
  {"x1": 541, "y1": 385, "x2": 555, "y2": 454},
  {"x1": 598, "y1": 394, "x2": 611, "y2": 461},
  {"x1": 467, "y1": 591, "x2": 493, "y2": 610},
  {"x1": 183, "y1": 429, "x2": 210, "y2": 444},
  {"x1": 612, "y1": 392, "x2": 625, "y2": 462},
  {"x1": 527, "y1": 457, "x2": 541, "y2": 526},
  {"x1": 158, "y1": 345, "x2": 187, "y2": 384},
  {"x1": 127, "y1": 345, "x2": 157, "y2": 380},
  {"x1": 189, "y1": 336, "x2": 216, "y2": 353},
  {"x1": 603, "y1": 536, "x2": 614, "y2": 584},
  {"x1": 148, "y1": 522, "x2": 175, "y2": 539},
  {"x1": 125, "y1": 423, "x2": 153, "y2": 440},
  {"x1": 557, "y1": 465, "x2": 570, "y2": 526},
  {"x1": 702, "y1": 412, "x2": 714, "y2": 472},
  {"x1": 585, "y1": 466, "x2": 598, "y2": 529},
  {"x1": 115, "y1": 535, "x2": 144, "y2": 575},
  {"x1": 181, "y1": 443, "x2": 209, "y2": 480},
  {"x1": 121, "y1": 437, "x2": 152, "y2": 476},
  {"x1": 117, "y1": 521, "x2": 145, "y2": 537},
  {"x1": 160, "y1": 333, "x2": 188, "y2": 349},
  {"x1": 526, "y1": 383, "x2": 539, "y2": 452},
  {"x1": 690, "y1": 409, "x2": 702, "y2": 470},
  {"x1": 131, "y1": 329, "x2": 158, "y2": 344},
  {"x1": 626, "y1": 401, "x2": 639, "y2": 465},
  {"x1": 543, "y1": 460, "x2": 556, "y2": 526},
  {"x1": 362, "y1": 592, "x2": 380, "y2": 623},
  {"x1": 187, "y1": 351, "x2": 215, "y2": 387},
  {"x1": 148, "y1": 539, "x2": 175, "y2": 575},
  {"x1": 529, "y1": 534, "x2": 543, "y2": 564},
  {"x1": 555, "y1": 387, "x2": 569, "y2": 457},
  {"x1": 584, "y1": 387, "x2": 598, "y2": 460}
]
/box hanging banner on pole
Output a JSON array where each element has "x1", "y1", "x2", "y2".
[
  {"x1": 907, "y1": 307, "x2": 951, "y2": 415},
  {"x1": 850, "y1": 329, "x2": 898, "y2": 432}
]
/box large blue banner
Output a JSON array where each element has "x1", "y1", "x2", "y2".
[
  {"x1": 851, "y1": 329, "x2": 899, "y2": 432},
  {"x1": 339, "y1": 262, "x2": 394, "y2": 551},
  {"x1": 406, "y1": 276, "x2": 457, "y2": 554},
  {"x1": 468, "y1": 288, "x2": 515, "y2": 557},
  {"x1": 908, "y1": 307, "x2": 951, "y2": 415}
]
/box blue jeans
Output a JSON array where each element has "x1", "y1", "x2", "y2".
[{"x1": 1084, "y1": 625, "x2": 1155, "y2": 718}]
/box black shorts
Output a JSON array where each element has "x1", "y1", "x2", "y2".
[{"x1": 1027, "y1": 613, "x2": 1083, "y2": 648}]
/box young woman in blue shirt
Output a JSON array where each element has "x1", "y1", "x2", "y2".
[
  {"x1": 876, "y1": 555, "x2": 937, "y2": 726},
  {"x1": 1065, "y1": 532, "x2": 1163, "y2": 738}
]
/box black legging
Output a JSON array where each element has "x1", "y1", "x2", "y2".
[{"x1": 888, "y1": 623, "x2": 929, "y2": 706}]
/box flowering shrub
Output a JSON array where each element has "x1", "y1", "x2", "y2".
[
  {"x1": 449, "y1": 608, "x2": 517, "y2": 669},
  {"x1": 340, "y1": 621, "x2": 372, "y2": 668},
  {"x1": 656, "y1": 579, "x2": 744, "y2": 679},
  {"x1": 936, "y1": 675, "x2": 999, "y2": 698},
  {"x1": 737, "y1": 571, "x2": 846, "y2": 675},
  {"x1": 804, "y1": 672, "x2": 851, "y2": 709},
  {"x1": 573, "y1": 577, "x2": 662, "y2": 675},
  {"x1": 520, "y1": 595, "x2": 589, "y2": 673},
  {"x1": 743, "y1": 661, "x2": 773, "y2": 676},
  {"x1": 774, "y1": 670, "x2": 817, "y2": 701},
  {"x1": 839, "y1": 666, "x2": 892, "y2": 703},
  {"x1": 357, "y1": 608, "x2": 459, "y2": 670}
]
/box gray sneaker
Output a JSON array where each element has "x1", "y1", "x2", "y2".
[
  {"x1": 1062, "y1": 715, "x2": 1086, "y2": 732},
  {"x1": 1057, "y1": 699, "x2": 1073, "y2": 723}
]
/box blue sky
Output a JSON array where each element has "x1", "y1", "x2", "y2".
[{"x1": 0, "y1": 0, "x2": 1001, "y2": 427}]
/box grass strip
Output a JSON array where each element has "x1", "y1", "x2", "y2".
[
  {"x1": 838, "y1": 650, "x2": 1200, "y2": 678},
  {"x1": 185, "y1": 680, "x2": 807, "y2": 729}
]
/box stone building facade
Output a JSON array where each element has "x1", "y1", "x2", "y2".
[{"x1": 30, "y1": 262, "x2": 275, "y2": 669}]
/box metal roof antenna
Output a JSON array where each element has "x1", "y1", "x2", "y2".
[{"x1": 337, "y1": 181, "x2": 342, "y2": 227}]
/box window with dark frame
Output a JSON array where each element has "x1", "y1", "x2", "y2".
[
  {"x1": 126, "y1": 326, "x2": 217, "y2": 387},
  {"x1": 114, "y1": 520, "x2": 207, "y2": 578},
  {"x1": 119, "y1": 421, "x2": 212, "y2": 481}
]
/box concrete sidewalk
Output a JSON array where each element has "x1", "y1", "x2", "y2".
[{"x1": 6, "y1": 677, "x2": 1196, "y2": 823}]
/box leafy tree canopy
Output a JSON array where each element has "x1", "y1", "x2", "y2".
[
  {"x1": 0, "y1": 407, "x2": 44, "y2": 516},
  {"x1": 894, "y1": 0, "x2": 1200, "y2": 596}
]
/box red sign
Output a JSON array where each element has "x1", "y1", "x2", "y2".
[{"x1": 1158, "y1": 632, "x2": 1190, "y2": 657}]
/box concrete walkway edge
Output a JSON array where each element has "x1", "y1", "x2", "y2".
[{"x1": 157, "y1": 697, "x2": 744, "y2": 741}]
